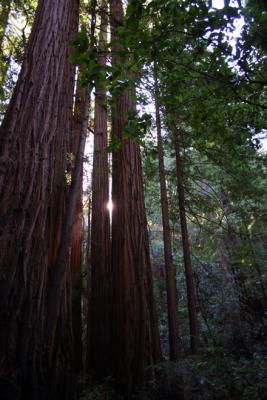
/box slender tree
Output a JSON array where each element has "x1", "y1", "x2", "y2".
[
  {"x1": 173, "y1": 130, "x2": 199, "y2": 354},
  {"x1": 70, "y1": 85, "x2": 86, "y2": 374},
  {"x1": 109, "y1": 0, "x2": 161, "y2": 395},
  {"x1": 154, "y1": 62, "x2": 182, "y2": 360},
  {"x1": 85, "y1": 189, "x2": 92, "y2": 373}
]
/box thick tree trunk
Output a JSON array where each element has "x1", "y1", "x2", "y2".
[
  {"x1": 89, "y1": 0, "x2": 111, "y2": 380},
  {"x1": 0, "y1": 0, "x2": 80, "y2": 398},
  {"x1": 109, "y1": 0, "x2": 162, "y2": 396},
  {"x1": 45, "y1": 89, "x2": 89, "y2": 354},
  {"x1": 173, "y1": 131, "x2": 199, "y2": 354},
  {"x1": 154, "y1": 63, "x2": 182, "y2": 361},
  {"x1": 45, "y1": 0, "x2": 97, "y2": 358}
]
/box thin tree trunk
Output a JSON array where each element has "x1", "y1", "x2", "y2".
[
  {"x1": 173, "y1": 130, "x2": 199, "y2": 354},
  {"x1": 89, "y1": 0, "x2": 111, "y2": 380},
  {"x1": 217, "y1": 239, "x2": 243, "y2": 347},
  {"x1": 70, "y1": 85, "x2": 86, "y2": 374},
  {"x1": 241, "y1": 218, "x2": 267, "y2": 303},
  {"x1": 70, "y1": 182, "x2": 83, "y2": 372},
  {"x1": 85, "y1": 191, "x2": 92, "y2": 373},
  {"x1": 109, "y1": 0, "x2": 162, "y2": 396},
  {"x1": 154, "y1": 62, "x2": 182, "y2": 361},
  {"x1": 220, "y1": 190, "x2": 251, "y2": 305}
]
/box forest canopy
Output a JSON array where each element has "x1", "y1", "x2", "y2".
[{"x1": 0, "y1": 0, "x2": 266, "y2": 399}]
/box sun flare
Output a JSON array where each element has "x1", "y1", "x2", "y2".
[{"x1": 107, "y1": 199, "x2": 113, "y2": 215}]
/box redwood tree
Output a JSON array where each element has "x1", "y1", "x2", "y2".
[
  {"x1": 109, "y1": 0, "x2": 161, "y2": 395},
  {"x1": 89, "y1": 0, "x2": 111, "y2": 380},
  {"x1": 70, "y1": 85, "x2": 86, "y2": 374},
  {"x1": 0, "y1": 0, "x2": 79, "y2": 398}
]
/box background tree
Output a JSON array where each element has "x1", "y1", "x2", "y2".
[{"x1": 154, "y1": 61, "x2": 182, "y2": 360}]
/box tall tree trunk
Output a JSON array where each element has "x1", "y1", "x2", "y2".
[
  {"x1": 45, "y1": 0, "x2": 97, "y2": 358},
  {"x1": 173, "y1": 130, "x2": 199, "y2": 354},
  {"x1": 70, "y1": 85, "x2": 86, "y2": 374},
  {"x1": 154, "y1": 63, "x2": 182, "y2": 361},
  {"x1": 85, "y1": 190, "x2": 92, "y2": 373},
  {"x1": 0, "y1": 0, "x2": 80, "y2": 398},
  {"x1": 109, "y1": 0, "x2": 162, "y2": 396},
  {"x1": 89, "y1": 0, "x2": 111, "y2": 380}
]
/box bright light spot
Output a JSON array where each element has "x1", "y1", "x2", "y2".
[
  {"x1": 212, "y1": 0, "x2": 224, "y2": 9},
  {"x1": 260, "y1": 138, "x2": 267, "y2": 154},
  {"x1": 107, "y1": 200, "x2": 113, "y2": 214}
]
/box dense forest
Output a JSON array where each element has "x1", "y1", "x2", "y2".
[{"x1": 0, "y1": 0, "x2": 266, "y2": 399}]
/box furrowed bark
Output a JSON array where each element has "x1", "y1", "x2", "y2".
[
  {"x1": 109, "y1": 0, "x2": 162, "y2": 396},
  {"x1": 46, "y1": 89, "x2": 90, "y2": 353},
  {"x1": 45, "y1": 0, "x2": 97, "y2": 358},
  {"x1": 0, "y1": 0, "x2": 80, "y2": 398},
  {"x1": 89, "y1": 0, "x2": 111, "y2": 380}
]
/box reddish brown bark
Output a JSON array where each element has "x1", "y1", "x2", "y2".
[
  {"x1": 85, "y1": 191, "x2": 92, "y2": 373},
  {"x1": 154, "y1": 64, "x2": 182, "y2": 361},
  {"x1": 69, "y1": 86, "x2": 86, "y2": 374},
  {"x1": 109, "y1": 1, "x2": 162, "y2": 395},
  {"x1": 89, "y1": 0, "x2": 111, "y2": 379},
  {"x1": 173, "y1": 131, "x2": 199, "y2": 354},
  {"x1": 70, "y1": 179, "x2": 83, "y2": 373},
  {"x1": 45, "y1": 0, "x2": 97, "y2": 358},
  {"x1": 0, "y1": 0, "x2": 79, "y2": 398}
]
